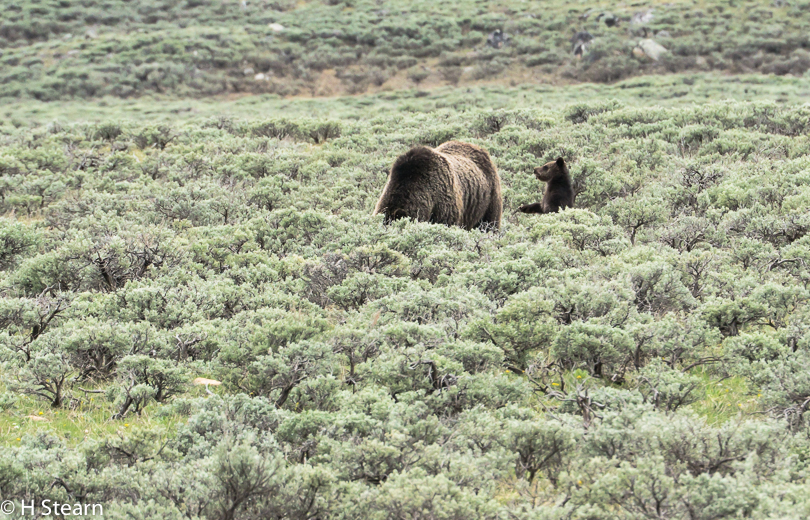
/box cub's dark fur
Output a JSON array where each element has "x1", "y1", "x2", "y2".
[{"x1": 518, "y1": 157, "x2": 574, "y2": 214}]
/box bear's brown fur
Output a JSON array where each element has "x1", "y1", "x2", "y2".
[
  {"x1": 518, "y1": 157, "x2": 574, "y2": 214},
  {"x1": 373, "y1": 141, "x2": 502, "y2": 230}
]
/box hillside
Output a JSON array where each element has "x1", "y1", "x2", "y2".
[
  {"x1": 3, "y1": 0, "x2": 810, "y2": 100},
  {"x1": 3, "y1": 72, "x2": 810, "y2": 125}
]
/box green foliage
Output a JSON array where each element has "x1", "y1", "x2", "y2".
[
  {"x1": 111, "y1": 355, "x2": 189, "y2": 418},
  {"x1": 0, "y1": 219, "x2": 39, "y2": 270},
  {"x1": 1, "y1": 95, "x2": 810, "y2": 517}
]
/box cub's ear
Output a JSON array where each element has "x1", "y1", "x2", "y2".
[{"x1": 556, "y1": 157, "x2": 566, "y2": 168}]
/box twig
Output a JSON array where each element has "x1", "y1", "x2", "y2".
[{"x1": 78, "y1": 387, "x2": 104, "y2": 395}]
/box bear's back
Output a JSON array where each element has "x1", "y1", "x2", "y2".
[
  {"x1": 436, "y1": 141, "x2": 498, "y2": 180},
  {"x1": 435, "y1": 141, "x2": 501, "y2": 229}
]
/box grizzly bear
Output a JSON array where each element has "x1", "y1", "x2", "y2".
[
  {"x1": 518, "y1": 157, "x2": 574, "y2": 214},
  {"x1": 373, "y1": 141, "x2": 502, "y2": 230}
]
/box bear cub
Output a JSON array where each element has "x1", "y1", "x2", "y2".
[{"x1": 518, "y1": 157, "x2": 574, "y2": 214}]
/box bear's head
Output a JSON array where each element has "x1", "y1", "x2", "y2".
[{"x1": 534, "y1": 157, "x2": 568, "y2": 182}]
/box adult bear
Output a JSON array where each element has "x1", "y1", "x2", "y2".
[
  {"x1": 373, "y1": 141, "x2": 502, "y2": 230},
  {"x1": 518, "y1": 157, "x2": 574, "y2": 214}
]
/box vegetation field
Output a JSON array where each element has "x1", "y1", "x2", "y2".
[
  {"x1": 3, "y1": 0, "x2": 810, "y2": 518},
  {"x1": 2, "y1": 92, "x2": 810, "y2": 518}
]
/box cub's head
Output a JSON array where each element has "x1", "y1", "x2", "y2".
[{"x1": 534, "y1": 157, "x2": 568, "y2": 182}]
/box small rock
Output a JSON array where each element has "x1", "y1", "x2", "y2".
[
  {"x1": 254, "y1": 73, "x2": 267, "y2": 81},
  {"x1": 632, "y1": 9, "x2": 654, "y2": 25},
  {"x1": 268, "y1": 23, "x2": 285, "y2": 32},
  {"x1": 655, "y1": 30, "x2": 672, "y2": 39},
  {"x1": 635, "y1": 38, "x2": 668, "y2": 61},
  {"x1": 486, "y1": 29, "x2": 510, "y2": 49},
  {"x1": 67, "y1": 50, "x2": 80, "y2": 57},
  {"x1": 85, "y1": 27, "x2": 98, "y2": 39},
  {"x1": 597, "y1": 11, "x2": 618, "y2": 27},
  {"x1": 571, "y1": 31, "x2": 593, "y2": 57},
  {"x1": 571, "y1": 31, "x2": 593, "y2": 44},
  {"x1": 243, "y1": 67, "x2": 255, "y2": 75},
  {"x1": 193, "y1": 377, "x2": 222, "y2": 386},
  {"x1": 63, "y1": 33, "x2": 72, "y2": 40}
]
